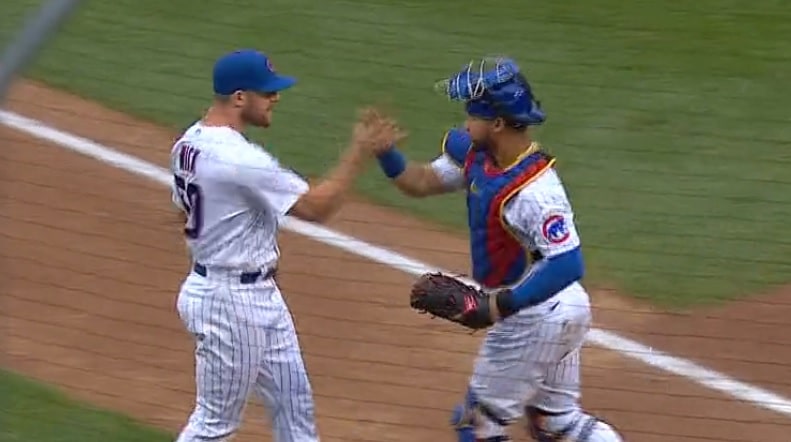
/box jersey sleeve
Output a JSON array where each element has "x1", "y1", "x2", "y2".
[
  {"x1": 235, "y1": 149, "x2": 309, "y2": 216},
  {"x1": 502, "y1": 172, "x2": 581, "y2": 258},
  {"x1": 427, "y1": 127, "x2": 472, "y2": 191},
  {"x1": 169, "y1": 141, "x2": 188, "y2": 212},
  {"x1": 429, "y1": 154, "x2": 466, "y2": 191},
  {"x1": 171, "y1": 184, "x2": 185, "y2": 211},
  {"x1": 440, "y1": 127, "x2": 473, "y2": 167}
]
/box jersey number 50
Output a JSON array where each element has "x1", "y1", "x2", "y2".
[{"x1": 173, "y1": 175, "x2": 203, "y2": 239}]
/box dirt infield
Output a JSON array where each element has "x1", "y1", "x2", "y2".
[{"x1": 2, "y1": 81, "x2": 791, "y2": 441}]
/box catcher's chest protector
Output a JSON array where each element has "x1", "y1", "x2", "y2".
[{"x1": 463, "y1": 150, "x2": 555, "y2": 288}]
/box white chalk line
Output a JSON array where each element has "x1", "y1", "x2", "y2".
[{"x1": 2, "y1": 108, "x2": 791, "y2": 417}]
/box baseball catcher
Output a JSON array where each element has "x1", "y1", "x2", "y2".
[{"x1": 374, "y1": 57, "x2": 624, "y2": 441}]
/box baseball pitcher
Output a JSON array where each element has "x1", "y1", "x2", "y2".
[
  {"x1": 374, "y1": 57, "x2": 623, "y2": 441},
  {"x1": 169, "y1": 49, "x2": 404, "y2": 441}
]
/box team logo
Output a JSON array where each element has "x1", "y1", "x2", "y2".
[
  {"x1": 266, "y1": 57, "x2": 275, "y2": 72},
  {"x1": 541, "y1": 214, "x2": 570, "y2": 244}
]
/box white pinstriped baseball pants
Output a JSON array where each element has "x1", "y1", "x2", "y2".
[
  {"x1": 470, "y1": 283, "x2": 592, "y2": 439},
  {"x1": 175, "y1": 270, "x2": 318, "y2": 442}
]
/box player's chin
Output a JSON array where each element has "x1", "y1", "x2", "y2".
[
  {"x1": 470, "y1": 137, "x2": 487, "y2": 149},
  {"x1": 256, "y1": 111, "x2": 273, "y2": 128},
  {"x1": 253, "y1": 115, "x2": 272, "y2": 128}
]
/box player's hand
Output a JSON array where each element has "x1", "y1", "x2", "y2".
[
  {"x1": 409, "y1": 273, "x2": 496, "y2": 330},
  {"x1": 352, "y1": 107, "x2": 407, "y2": 156}
]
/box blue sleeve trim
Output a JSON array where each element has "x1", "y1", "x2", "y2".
[
  {"x1": 441, "y1": 128, "x2": 473, "y2": 167},
  {"x1": 505, "y1": 247, "x2": 584, "y2": 312}
]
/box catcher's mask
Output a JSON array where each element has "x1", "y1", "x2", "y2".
[{"x1": 436, "y1": 56, "x2": 546, "y2": 129}]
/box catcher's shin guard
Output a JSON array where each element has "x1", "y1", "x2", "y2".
[
  {"x1": 526, "y1": 406, "x2": 623, "y2": 442},
  {"x1": 450, "y1": 402, "x2": 477, "y2": 442},
  {"x1": 451, "y1": 391, "x2": 512, "y2": 442}
]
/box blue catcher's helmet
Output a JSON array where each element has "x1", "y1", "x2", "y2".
[{"x1": 436, "y1": 57, "x2": 546, "y2": 127}]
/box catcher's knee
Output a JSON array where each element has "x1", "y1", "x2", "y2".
[
  {"x1": 450, "y1": 390, "x2": 514, "y2": 442},
  {"x1": 525, "y1": 406, "x2": 623, "y2": 442}
]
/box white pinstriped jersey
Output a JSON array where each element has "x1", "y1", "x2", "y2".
[
  {"x1": 430, "y1": 153, "x2": 581, "y2": 262},
  {"x1": 169, "y1": 122, "x2": 308, "y2": 270}
]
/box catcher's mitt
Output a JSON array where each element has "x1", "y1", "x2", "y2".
[{"x1": 409, "y1": 272, "x2": 494, "y2": 330}]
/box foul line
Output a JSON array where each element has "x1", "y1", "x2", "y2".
[{"x1": 3, "y1": 108, "x2": 791, "y2": 417}]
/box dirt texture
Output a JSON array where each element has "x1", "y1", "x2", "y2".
[{"x1": 2, "y1": 80, "x2": 791, "y2": 441}]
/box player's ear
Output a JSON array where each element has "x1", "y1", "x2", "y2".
[
  {"x1": 491, "y1": 117, "x2": 506, "y2": 133},
  {"x1": 230, "y1": 90, "x2": 246, "y2": 108}
]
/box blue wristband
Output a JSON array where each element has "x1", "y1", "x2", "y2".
[{"x1": 377, "y1": 147, "x2": 407, "y2": 178}]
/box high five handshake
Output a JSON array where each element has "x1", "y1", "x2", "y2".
[{"x1": 282, "y1": 107, "x2": 405, "y2": 223}]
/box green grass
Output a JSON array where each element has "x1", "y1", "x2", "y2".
[
  {"x1": 4, "y1": 0, "x2": 791, "y2": 306},
  {"x1": 0, "y1": 1, "x2": 38, "y2": 46},
  {"x1": 0, "y1": 370, "x2": 172, "y2": 441}
]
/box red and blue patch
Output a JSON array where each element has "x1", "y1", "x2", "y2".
[{"x1": 542, "y1": 214, "x2": 571, "y2": 244}]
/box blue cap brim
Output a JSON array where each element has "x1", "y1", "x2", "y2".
[{"x1": 255, "y1": 74, "x2": 296, "y2": 93}]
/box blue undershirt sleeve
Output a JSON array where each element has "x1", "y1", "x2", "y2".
[{"x1": 503, "y1": 247, "x2": 584, "y2": 311}]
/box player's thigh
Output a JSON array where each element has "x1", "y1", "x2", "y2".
[
  {"x1": 180, "y1": 278, "x2": 268, "y2": 422},
  {"x1": 179, "y1": 328, "x2": 266, "y2": 441},
  {"x1": 529, "y1": 346, "x2": 583, "y2": 414},
  {"x1": 254, "y1": 304, "x2": 318, "y2": 441},
  {"x1": 470, "y1": 313, "x2": 559, "y2": 418},
  {"x1": 531, "y1": 294, "x2": 592, "y2": 412},
  {"x1": 255, "y1": 306, "x2": 313, "y2": 407}
]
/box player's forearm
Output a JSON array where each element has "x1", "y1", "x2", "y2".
[
  {"x1": 299, "y1": 145, "x2": 367, "y2": 222},
  {"x1": 377, "y1": 148, "x2": 445, "y2": 197},
  {"x1": 493, "y1": 248, "x2": 585, "y2": 319},
  {"x1": 391, "y1": 162, "x2": 437, "y2": 197}
]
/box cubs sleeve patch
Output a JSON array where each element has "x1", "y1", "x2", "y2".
[{"x1": 541, "y1": 213, "x2": 571, "y2": 244}]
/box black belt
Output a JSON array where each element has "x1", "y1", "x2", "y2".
[{"x1": 193, "y1": 262, "x2": 277, "y2": 284}]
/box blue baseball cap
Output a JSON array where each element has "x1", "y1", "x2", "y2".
[{"x1": 212, "y1": 49, "x2": 296, "y2": 95}]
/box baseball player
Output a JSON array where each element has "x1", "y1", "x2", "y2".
[
  {"x1": 374, "y1": 57, "x2": 623, "y2": 441},
  {"x1": 169, "y1": 49, "x2": 403, "y2": 442}
]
